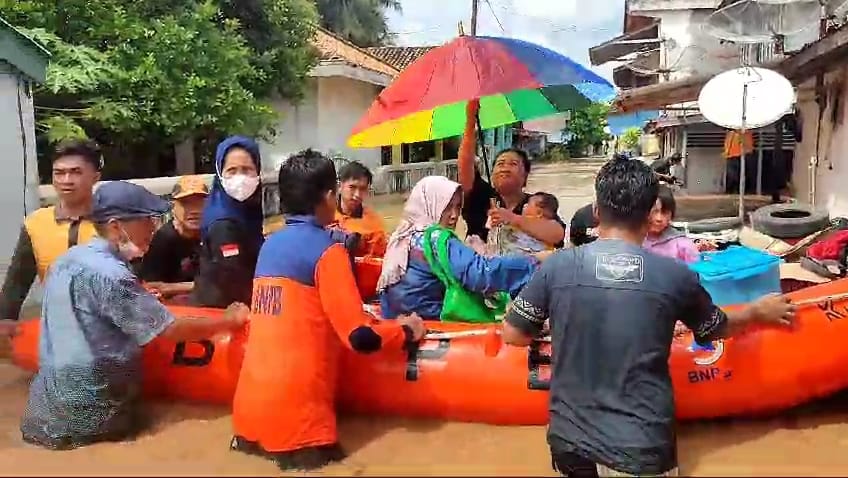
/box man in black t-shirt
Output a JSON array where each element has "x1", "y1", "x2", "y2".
[
  {"x1": 650, "y1": 153, "x2": 683, "y2": 184},
  {"x1": 502, "y1": 157, "x2": 796, "y2": 477},
  {"x1": 457, "y1": 100, "x2": 566, "y2": 247},
  {"x1": 139, "y1": 176, "x2": 209, "y2": 299}
]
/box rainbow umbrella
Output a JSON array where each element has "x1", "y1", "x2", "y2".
[{"x1": 348, "y1": 35, "x2": 615, "y2": 148}]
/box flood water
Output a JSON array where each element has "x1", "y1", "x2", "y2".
[{"x1": 3, "y1": 160, "x2": 848, "y2": 475}]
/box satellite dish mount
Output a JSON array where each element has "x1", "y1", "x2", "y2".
[{"x1": 699, "y1": 67, "x2": 795, "y2": 221}]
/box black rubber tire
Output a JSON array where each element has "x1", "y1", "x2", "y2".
[
  {"x1": 685, "y1": 216, "x2": 743, "y2": 234},
  {"x1": 751, "y1": 203, "x2": 830, "y2": 238}
]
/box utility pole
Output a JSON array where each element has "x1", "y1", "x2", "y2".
[{"x1": 471, "y1": 0, "x2": 479, "y2": 36}]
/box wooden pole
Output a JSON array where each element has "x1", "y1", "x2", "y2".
[{"x1": 471, "y1": 0, "x2": 479, "y2": 36}]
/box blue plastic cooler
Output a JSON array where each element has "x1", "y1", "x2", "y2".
[{"x1": 688, "y1": 245, "x2": 782, "y2": 306}]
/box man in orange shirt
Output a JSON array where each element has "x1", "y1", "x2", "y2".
[
  {"x1": 329, "y1": 161, "x2": 387, "y2": 257},
  {"x1": 231, "y1": 150, "x2": 423, "y2": 470}
]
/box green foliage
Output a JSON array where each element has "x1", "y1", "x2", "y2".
[
  {"x1": 105, "y1": 1, "x2": 274, "y2": 138},
  {"x1": 217, "y1": 0, "x2": 319, "y2": 99},
  {"x1": 565, "y1": 102, "x2": 611, "y2": 156},
  {"x1": 1, "y1": 0, "x2": 317, "y2": 158},
  {"x1": 23, "y1": 29, "x2": 118, "y2": 95},
  {"x1": 315, "y1": 0, "x2": 401, "y2": 47},
  {"x1": 539, "y1": 144, "x2": 570, "y2": 162},
  {"x1": 39, "y1": 115, "x2": 88, "y2": 143},
  {"x1": 19, "y1": 28, "x2": 117, "y2": 142},
  {"x1": 620, "y1": 127, "x2": 642, "y2": 151}
]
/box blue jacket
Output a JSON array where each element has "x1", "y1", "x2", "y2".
[{"x1": 379, "y1": 231, "x2": 537, "y2": 319}]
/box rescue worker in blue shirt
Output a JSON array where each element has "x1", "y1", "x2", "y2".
[{"x1": 20, "y1": 180, "x2": 249, "y2": 450}]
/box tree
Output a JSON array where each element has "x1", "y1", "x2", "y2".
[
  {"x1": 20, "y1": 28, "x2": 119, "y2": 143},
  {"x1": 2, "y1": 0, "x2": 318, "y2": 175},
  {"x1": 315, "y1": 0, "x2": 401, "y2": 47},
  {"x1": 217, "y1": 0, "x2": 319, "y2": 99},
  {"x1": 620, "y1": 127, "x2": 643, "y2": 152},
  {"x1": 565, "y1": 102, "x2": 610, "y2": 156}
]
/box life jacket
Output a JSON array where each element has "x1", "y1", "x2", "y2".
[
  {"x1": 232, "y1": 215, "x2": 404, "y2": 457},
  {"x1": 23, "y1": 206, "x2": 97, "y2": 281},
  {"x1": 330, "y1": 205, "x2": 387, "y2": 257}
]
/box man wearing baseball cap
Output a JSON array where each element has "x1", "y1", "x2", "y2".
[
  {"x1": 20, "y1": 180, "x2": 248, "y2": 450},
  {"x1": 139, "y1": 175, "x2": 210, "y2": 300}
]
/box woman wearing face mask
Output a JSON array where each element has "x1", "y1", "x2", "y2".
[{"x1": 192, "y1": 136, "x2": 265, "y2": 308}]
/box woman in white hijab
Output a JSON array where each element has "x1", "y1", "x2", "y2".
[{"x1": 378, "y1": 175, "x2": 542, "y2": 321}]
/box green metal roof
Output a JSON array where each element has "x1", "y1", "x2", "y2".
[{"x1": 0, "y1": 16, "x2": 50, "y2": 83}]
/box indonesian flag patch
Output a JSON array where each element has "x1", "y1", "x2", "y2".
[{"x1": 220, "y1": 244, "x2": 240, "y2": 258}]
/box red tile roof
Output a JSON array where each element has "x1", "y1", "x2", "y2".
[
  {"x1": 314, "y1": 28, "x2": 399, "y2": 77},
  {"x1": 366, "y1": 46, "x2": 436, "y2": 70}
]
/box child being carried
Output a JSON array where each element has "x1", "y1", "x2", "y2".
[{"x1": 469, "y1": 192, "x2": 559, "y2": 257}]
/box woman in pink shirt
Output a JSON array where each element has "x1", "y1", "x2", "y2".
[
  {"x1": 644, "y1": 186, "x2": 716, "y2": 337},
  {"x1": 643, "y1": 186, "x2": 702, "y2": 263}
]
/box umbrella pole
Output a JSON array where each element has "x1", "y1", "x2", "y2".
[
  {"x1": 477, "y1": 115, "x2": 492, "y2": 184},
  {"x1": 468, "y1": 0, "x2": 492, "y2": 184}
]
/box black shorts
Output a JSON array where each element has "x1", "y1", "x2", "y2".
[
  {"x1": 551, "y1": 450, "x2": 600, "y2": 478},
  {"x1": 551, "y1": 449, "x2": 679, "y2": 477}
]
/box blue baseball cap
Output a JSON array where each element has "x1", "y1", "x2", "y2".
[{"x1": 91, "y1": 181, "x2": 170, "y2": 223}]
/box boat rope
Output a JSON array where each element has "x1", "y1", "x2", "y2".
[{"x1": 424, "y1": 329, "x2": 550, "y2": 342}]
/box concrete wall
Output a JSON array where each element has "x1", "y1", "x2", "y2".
[
  {"x1": 316, "y1": 76, "x2": 383, "y2": 169},
  {"x1": 632, "y1": 2, "x2": 819, "y2": 79},
  {"x1": 649, "y1": 9, "x2": 742, "y2": 81},
  {"x1": 684, "y1": 147, "x2": 725, "y2": 194},
  {"x1": 0, "y1": 73, "x2": 40, "y2": 265},
  {"x1": 793, "y1": 68, "x2": 848, "y2": 217},
  {"x1": 260, "y1": 75, "x2": 383, "y2": 174},
  {"x1": 0, "y1": 69, "x2": 42, "y2": 305},
  {"x1": 260, "y1": 79, "x2": 320, "y2": 174}
]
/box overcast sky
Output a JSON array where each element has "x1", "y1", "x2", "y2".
[{"x1": 386, "y1": 0, "x2": 625, "y2": 79}]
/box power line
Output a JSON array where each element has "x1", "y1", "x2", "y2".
[
  {"x1": 486, "y1": 0, "x2": 617, "y2": 34},
  {"x1": 484, "y1": 0, "x2": 506, "y2": 32}
]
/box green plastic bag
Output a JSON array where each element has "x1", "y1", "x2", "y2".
[{"x1": 421, "y1": 225, "x2": 510, "y2": 323}]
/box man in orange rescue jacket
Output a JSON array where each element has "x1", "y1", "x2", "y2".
[
  {"x1": 328, "y1": 161, "x2": 387, "y2": 257},
  {"x1": 231, "y1": 149, "x2": 425, "y2": 471}
]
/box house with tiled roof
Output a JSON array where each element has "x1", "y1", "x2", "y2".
[
  {"x1": 366, "y1": 46, "x2": 435, "y2": 70},
  {"x1": 259, "y1": 28, "x2": 402, "y2": 172}
]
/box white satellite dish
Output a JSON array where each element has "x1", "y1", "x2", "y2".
[
  {"x1": 703, "y1": 0, "x2": 821, "y2": 44},
  {"x1": 698, "y1": 67, "x2": 794, "y2": 130}
]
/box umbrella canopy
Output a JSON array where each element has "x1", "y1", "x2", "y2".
[{"x1": 348, "y1": 35, "x2": 615, "y2": 148}]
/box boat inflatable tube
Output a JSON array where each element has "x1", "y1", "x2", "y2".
[{"x1": 12, "y1": 279, "x2": 848, "y2": 425}]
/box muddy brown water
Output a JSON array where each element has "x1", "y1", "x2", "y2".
[{"x1": 3, "y1": 160, "x2": 848, "y2": 476}]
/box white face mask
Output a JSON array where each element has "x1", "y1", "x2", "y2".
[
  {"x1": 117, "y1": 227, "x2": 144, "y2": 261},
  {"x1": 221, "y1": 174, "x2": 259, "y2": 202}
]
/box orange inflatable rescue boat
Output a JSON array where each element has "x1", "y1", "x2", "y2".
[{"x1": 11, "y1": 276, "x2": 848, "y2": 425}]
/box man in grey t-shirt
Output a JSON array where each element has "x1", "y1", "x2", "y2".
[{"x1": 502, "y1": 158, "x2": 796, "y2": 477}]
